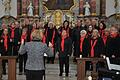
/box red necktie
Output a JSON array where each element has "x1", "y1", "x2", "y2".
[
  {"x1": 80, "y1": 37, "x2": 84, "y2": 52},
  {"x1": 90, "y1": 39, "x2": 97, "y2": 57},
  {"x1": 61, "y1": 37, "x2": 64, "y2": 52},
  {"x1": 11, "y1": 28, "x2": 15, "y2": 39}
]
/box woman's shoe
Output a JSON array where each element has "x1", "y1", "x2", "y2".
[{"x1": 59, "y1": 73, "x2": 62, "y2": 76}]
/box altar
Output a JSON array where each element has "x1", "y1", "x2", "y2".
[
  {"x1": 0, "y1": 0, "x2": 107, "y2": 26},
  {"x1": 0, "y1": 0, "x2": 111, "y2": 27}
]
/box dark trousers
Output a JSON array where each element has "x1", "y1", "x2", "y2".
[
  {"x1": 19, "y1": 53, "x2": 27, "y2": 73},
  {"x1": 26, "y1": 70, "x2": 44, "y2": 80},
  {"x1": 0, "y1": 61, "x2": 2, "y2": 79},
  {"x1": 12, "y1": 45, "x2": 19, "y2": 56},
  {"x1": 1, "y1": 51, "x2": 8, "y2": 74},
  {"x1": 59, "y1": 56, "x2": 69, "y2": 74},
  {"x1": 2, "y1": 60, "x2": 7, "y2": 74},
  {"x1": 47, "y1": 57, "x2": 55, "y2": 63}
]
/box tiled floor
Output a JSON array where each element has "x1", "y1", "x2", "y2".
[{"x1": 2, "y1": 59, "x2": 77, "y2": 80}]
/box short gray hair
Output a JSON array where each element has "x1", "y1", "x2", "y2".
[{"x1": 80, "y1": 30, "x2": 87, "y2": 35}]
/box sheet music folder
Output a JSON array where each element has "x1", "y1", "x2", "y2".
[{"x1": 106, "y1": 57, "x2": 120, "y2": 71}]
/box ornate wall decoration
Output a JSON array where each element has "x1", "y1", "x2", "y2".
[
  {"x1": 53, "y1": 10, "x2": 63, "y2": 26},
  {"x1": 0, "y1": 15, "x2": 16, "y2": 26}
]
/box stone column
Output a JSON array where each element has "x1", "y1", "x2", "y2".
[
  {"x1": 22, "y1": 0, "x2": 27, "y2": 16},
  {"x1": 33, "y1": 0, "x2": 39, "y2": 16},
  {"x1": 96, "y1": 0, "x2": 100, "y2": 16},
  {"x1": 90, "y1": 0, "x2": 96, "y2": 16},
  {"x1": 79, "y1": 0, "x2": 84, "y2": 16},
  {"x1": 100, "y1": 0, "x2": 106, "y2": 16},
  {"x1": 39, "y1": 0, "x2": 43, "y2": 17},
  {"x1": 17, "y1": 0, "x2": 21, "y2": 16}
]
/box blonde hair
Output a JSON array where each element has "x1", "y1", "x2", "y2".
[
  {"x1": 92, "y1": 29, "x2": 100, "y2": 37},
  {"x1": 104, "y1": 28, "x2": 110, "y2": 32},
  {"x1": 31, "y1": 29, "x2": 43, "y2": 40}
]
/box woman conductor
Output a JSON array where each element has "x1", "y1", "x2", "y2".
[{"x1": 19, "y1": 30, "x2": 53, "y2": 80}]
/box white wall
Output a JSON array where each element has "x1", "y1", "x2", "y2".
[
  {"x1": 0, "y1": 0, "x2": 17, "y2": 18},
  {"x1": 106, "y1": 0, "x2": 120, "y2": 17}
]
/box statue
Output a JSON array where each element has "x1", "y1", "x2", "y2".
[
  {"x1": 2, "y1": 0, "x2": 11, "y2": 15},
  {"x1": 27, "y1": 2, "x2": 34, "y2": 16},
  {"x1": 83, "y1": 2, "x2": 91, "y2": 16},
  {"x1": 114, "y1": 0, "x2": 120, "y2": 14}
]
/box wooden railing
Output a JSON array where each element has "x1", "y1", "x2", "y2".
[
  {"x1": 0, "y1": 56, "x2": 17, "y2": 80},
  {"x1": 76, "y1": 58, "x2": 105, "y2": 80}
]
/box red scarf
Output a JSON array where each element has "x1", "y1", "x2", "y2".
[
  {"x1": 90, "y1": 39, "x2": 97, "y2": 57},
  {"x1": 42, "y1": 29, "x2": 48, "y2": 43},
  {"x1": 21, "y1": 34, "x2": 26, "y2": 43},
  {"x1": 3, "y1": 35, "x2": 8, "y2": 51},
  {"x1": 61, "y1": 27, "x2": 69, "y2": 37},
  {"x1": 11, "y1": 28, "x2": 15, "y2": 39},
  {"x1": 61, "y1": 37, "x2": 65, "y2": 52},
  {"x1": 88, "y1": 31, "x2": 92, "y2": 35},
  {"x1": 80, "y1": 37, "x2": 85, "y2": 52},
  {"x1": 102, "y1": 36, "x2": 107, "y2": 45},
  {"x1": 30, "y1": 28, "x2": 35, "y2": 41},
  {"x1": 99, "y1": 29, "x2": 104, "y2": 37},
  {"x1": 42, "y1": 35, "x2": 46, "y2": 43}
]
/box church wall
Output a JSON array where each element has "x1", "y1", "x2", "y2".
[
  {"x1": 0, "y1": 0, "x2": 120, "y2": 18},
  {"x1": 0, "y1": 0, "x2": 17, "y2": 18},
  {"x1": 106, "y1": 0, "x2": 120, "y2": 17}
]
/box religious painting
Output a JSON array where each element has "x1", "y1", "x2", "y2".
[{"x1": 44, "y1": 0, "x2": 74, "y2": 10}]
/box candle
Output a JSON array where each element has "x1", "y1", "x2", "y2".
[
  {"x1": 88, "y1": 76, "x2": 92, "y2": 80},
  {"x1": 80, "y1": 55, "x2": 82, "y2": 58}
]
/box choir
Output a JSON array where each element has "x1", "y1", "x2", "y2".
[{"x1": 0, "y1": 18, "x2": 120, "y2": 77}]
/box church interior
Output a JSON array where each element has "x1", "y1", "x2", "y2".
[{"x1": 0, "y1": 0, "x2": 120, "y2": 80}]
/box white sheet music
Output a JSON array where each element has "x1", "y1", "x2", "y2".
[
  {"x1": 44, "y1": 53, "x2": 47, "y2": 57},
  {"x1": 106, "y1": 57, "x2": 120, "y2": 71}
]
